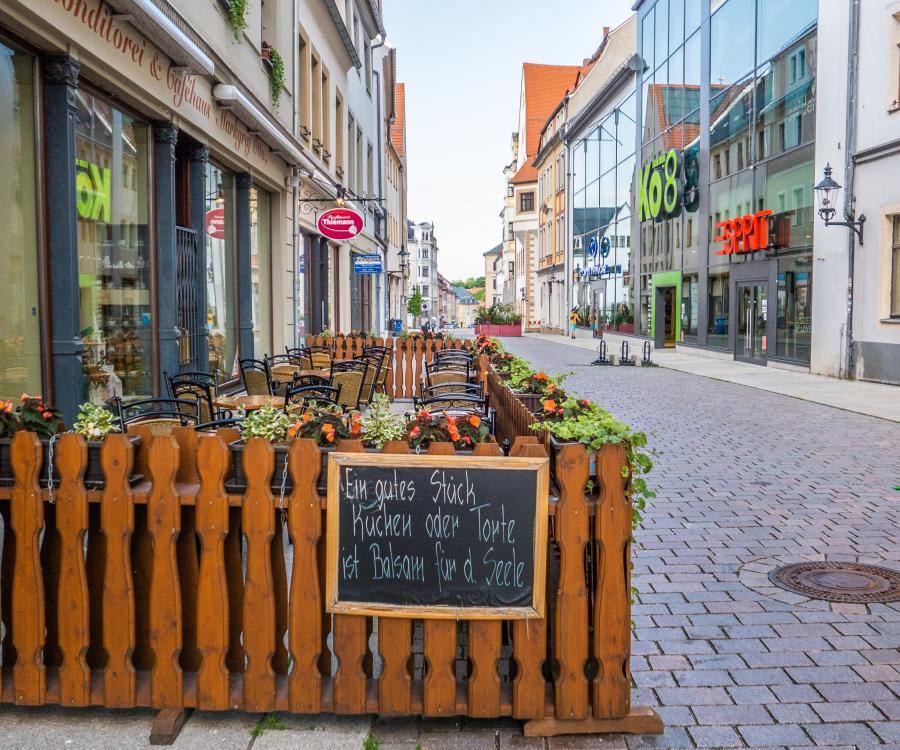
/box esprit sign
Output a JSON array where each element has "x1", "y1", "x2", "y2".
[
  {"x1": 638, "y1": 148, "x2": 682, "y2": 222},
  {"x1": 75, "y1": 159, "x2": 111, "y2": 223},
  {"x1": 714, "y1": 209, "x2": 773, "y2": 256},
  {"x1": 317, "y1": 207, "x2": 364, "y2": 241}
]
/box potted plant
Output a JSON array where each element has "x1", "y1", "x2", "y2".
[
  {"x1": 72, "y1": 402, "x2": 142, "y2": 489},
  {"x1": 293, "y1": 403, "x2": 355, "y2": 494},
  {"x1": 491, "y1": 351, "x2": 517, "y2": 381},
  {"x1": 404, "y1": 410, "x2": 490, "y2": 452},
  {"x1": 510, "y1": 369, "x2": 569, "y2": 414},
  {"x1": 226, "y1": 405, "x2": 296, "y2": 495},
  {"x1": 405, "y1": 410, "x2": 452, "y2": 450},
  {"x1": 360, "y1": 394, "x2": 405, "y2": 449},
  {"x1": 444, "y1": 412, "x2": 490, "y2": 450},
  {"x1": 0, "y1": 395, "x2": 64, "y2": 487}
]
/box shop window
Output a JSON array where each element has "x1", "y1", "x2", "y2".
[
  {"x1": 75, "y1": 91, "x2": 152, "y2": 402},
  {"x1": 755, "y1": 32, "x2": 817, "y2": 161},
  {"x1": 754, "y1": 148, "x2": 814, "y2": 252},
  {"x1": 669, "y1": 0, "x2": 684, "y2": 53},
  {"x1": 776, "y1": 256, "x2": 812, "y2": 362},
  {"x1": 519, "y1": 191, "x2": 534, "y2": 213},
  {"x1": 681, "y1": 274, "x2": 699, "y2": 341},
  {"x1": 250, "y1": 188, "x2": 271, "y2": 358},
  {"x1": 684, "y1": 31, "x2": 700, "y2": 90},
  {"x1": 757, "y1": 0, "x2": 817, "y2": 67},
  {"x1": 892, "y1": 217, "x2": 900, "y2": 317},
  {"x1": 710, "y1": 74, "x2": 753, "y2": 182},
  {"x1": 710, "y1": 0, "x2": 754, "y2": 87},
  {"x1": 205, "y1": 164, "x2": 237, "y2": 382},
  {"x1": 641, "y1": 6, "x2": 655, "y2": 74},
  {"x1": 707, "y1": 272, "x2": 730, "y2": 348},
  {"x1": 0, "y1": 42, "x2": 41, "y2": 399},
  {"x1": 654, "y1": 0, "x2": 669, "y2": 69},
  {"x1": 685, "y1": 0, "x2": 701, "y2": 35}
]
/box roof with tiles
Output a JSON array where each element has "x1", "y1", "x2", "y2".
[{"x1": 521, "y1": 63, "x2": 581, "y2": 159}]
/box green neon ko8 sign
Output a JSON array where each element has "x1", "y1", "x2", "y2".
[{"x1": 637, "y1": 148, "x2": 683, "y2": 222}]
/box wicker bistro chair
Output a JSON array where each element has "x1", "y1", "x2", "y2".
[
  {"x1": 285, "y1": 347, "x2": 313, "y2": 369},
  {"x1": 416, "y1": 382, "x2": 484, "y2": 403},
  {"x1": 164, "y1": 370, "x2": 220, "y2": 396},
  {"x1": 426, "y1": 359, "x2": 473, "y2": 379},
  {"x1": 284, "y1": 383, "x2": 343, "y2": 412},
  {"x1": 307, "y1": 345, "x2": 332, "y2": 370},
  {"x1": 168, "y1": 377, "x2": 232, "y2": 424},
  {"x1": 433, "y1": 349, "x2": 473, "y2": 364},
  {"x1": 116, "y1": 397, "x2": 200, "y2": 433},
  {"x1": 329, "y1": 359, "x2": 369, "y2": 410},
  {"x1": 364, "y1": 346, "x2": 393, "y2": 396},
  {"x1": 239, "y1": 358, "x2": 272, "y2": 396},
  {"x1": 358, "y1": 353, "x2": 383, "y2": 405},
  {"x1": 266, "y1": 354, "x2": 298, "y2": 397},
  {"x1": 423, "y1": 367, "x2": 473, "y2": 397}
]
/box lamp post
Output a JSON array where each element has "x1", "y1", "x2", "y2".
[{"x1": 814, "y1": 163, "x2": 865, "y2": 244}]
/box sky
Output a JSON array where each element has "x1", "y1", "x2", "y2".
[{"x1": 382, "y1": 0, "x2": 634, "y2": 283}]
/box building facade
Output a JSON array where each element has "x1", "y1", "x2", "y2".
[
  {"x1": 0, "y1": 0, "x2": 306, "y2": 422},
  {"x1": 483, "y1": 243, "x2": 503, "y2": 307},
  {"x1": 407, "y1": 220, "x2": 439, "y2": 325},
  {"x1": 626, "y1": 0, "x2": 887, "y2": 381},
  {"x1": 453, "y1": 287, "x2": 479, "y2": 327},
  {"x1": 385, "y1": 80, "x2": 409, "y2": 328}
]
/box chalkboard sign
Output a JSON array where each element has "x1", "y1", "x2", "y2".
[{"x1": 325, "y1": 453, "x2": 549, "y2": 619}]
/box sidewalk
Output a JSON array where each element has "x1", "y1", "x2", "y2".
[{"x1": 523, "y1": 332, "x2": 900, "y2": 423}]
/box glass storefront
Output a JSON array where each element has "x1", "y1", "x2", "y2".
[
  {"x1": 636, "y1": 0, "x2": 817, "y2": 364},
  {"x1": 250, "y1": 187, "x2": 271, "y2": 357},
  {"x1": 0, "y1": 41, "x2": 41, "y2": 400},
  {"x1": 205, "y1": 164, "x2": 237, "y2": 381},
  {"x1": 75, "y1": 90, "x2": 152, "y2": 402}
]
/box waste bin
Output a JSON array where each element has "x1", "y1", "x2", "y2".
[{"x1": 391, "y1": 318, "x2": 402, "y2": 335}]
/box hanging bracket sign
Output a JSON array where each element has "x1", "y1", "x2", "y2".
[
  {"x1": 326, "y1": 453, "x2": 549, "y2": 619},
  {"x1": 317, "y1": 207, "x2": 364, "y2": 241},
  {"x1": 353, "y1": 253, "x2": 383, "y2": 274}
]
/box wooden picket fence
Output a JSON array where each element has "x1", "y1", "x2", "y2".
[
  {"x1": 0, "y1": 409, "x2": 660, "y2": 737},
  {"x1": 304, "y1": 335, "x2": 470, "y2": 400}
]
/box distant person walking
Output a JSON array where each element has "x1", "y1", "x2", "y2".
[{"x1": 569, "y1": 308, "x2": 578, "y2": 339}]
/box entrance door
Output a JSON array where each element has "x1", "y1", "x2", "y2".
[
  {"x1": 736, "y1": 283, "x2": 768, "y2": 364},
  {"x1": 655, "y1": 286, "x2": 677, "y2": 348}
]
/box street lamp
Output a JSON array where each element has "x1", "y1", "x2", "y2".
[
  {"x1": 398, "y1": 247, "x2": 410, "y2": 274},
  {"x1": 814, "y1": 163, "x2": 865, "y2": 244}
]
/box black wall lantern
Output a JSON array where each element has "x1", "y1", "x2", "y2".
[{"x1": 814, "y1": 163, "x2": 865, "y2": 244}]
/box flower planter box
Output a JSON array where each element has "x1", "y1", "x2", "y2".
[
  {"x1": 226, "y1": 442, "x2": 335, "y2": 496},
  {"x1": 513, "y1": 392, "x2": 544, "y2": 414},
  {"x1": 0, "y1": 435, "x2": 142, "y2": 489},
  {"x1": 474, "y1": 324, "x2": 522, "y2": 337}
]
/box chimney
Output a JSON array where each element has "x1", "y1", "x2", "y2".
[{"x1": 603, "y1": 26, "x2": 610, "y2": 39}]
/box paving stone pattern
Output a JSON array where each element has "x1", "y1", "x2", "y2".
[{"x1": 499, "y1": 335, "x2": 900, "y2": 749}]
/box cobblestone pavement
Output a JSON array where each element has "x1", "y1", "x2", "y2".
[{"x1": 498, "y1": 334, "x2": 900, "y2": 750}]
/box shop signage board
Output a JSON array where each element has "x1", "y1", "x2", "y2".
[
  {"x1": 600, "y1": 236, "x2": 611, "y2": 258},
  {"x1": 579, "y1": 263, "x2": 622, "y2": 280},
  {"x1": 318, "y1": 207, "x2": 364, "y2": 241},
  {"x1": 325, "y1": 453, "x2": 549, "y2": 618},
  {"x1": 205, "y1": 208, "x2": 226, "y2": 239},
  {"x1": 714, "y1": 209, "x2": 774, "y2": 255},
  {"x1": 587, "y1": 236, "x2": 598, "y2": 258},
  {"x1": 353, "y1": 253, "x2": 383, "y2": 274},
  {"x1": 637, "y1": 148, "x2": 683, "y2": 222}
]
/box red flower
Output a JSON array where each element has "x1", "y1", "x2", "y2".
[
  {"x1": 42, "y1": 411, "x2": 52, "y2": 419},
  {"x1": 411, "y1": 426, "x2": 420, "y2": 435}
]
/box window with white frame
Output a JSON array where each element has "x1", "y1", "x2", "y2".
[{"x1": 892, "y1": 215, "x2": 900, "y2": 317}]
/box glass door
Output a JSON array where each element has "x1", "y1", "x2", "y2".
[{"x1": 736, "y1": 283, "x2": 767, "y2": 364}]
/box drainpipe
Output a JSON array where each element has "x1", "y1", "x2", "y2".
[{"x1": 842, "y1": 0, "x2": 861, "y2": 379}]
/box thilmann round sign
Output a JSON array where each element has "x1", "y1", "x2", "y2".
[{"x1": 317, "y1": 207, "x2": 364, "y2": 241}]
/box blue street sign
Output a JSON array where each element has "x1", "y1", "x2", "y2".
[
  {"x1": 587, "y1": 236, "x2": 598, "y2": 258},
  {"x1": 353, "y1": 253, "x2": 382, "y2": 274},
  {"x1": 600, "y1": 236, "x2": 611, "y2": 258}
]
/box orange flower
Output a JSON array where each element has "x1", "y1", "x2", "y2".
[
  {"x1": 325, "y1": 432, "x2": 335, "y2": 443},
  {"x1": 468, "y1": 415, "x2": 481, "y2": 428},
  {"x1": 418, "y1": 410, "x2": 429, "y2": 419},
  {"x1": 288, "y1": 422, "x2": 301, "y2": 438},
  {"x1": 543, "y1": 399, "x2": 557, "y2": 412},
  {"x1": 322, "y1": 423, "x2": 334, "y2": 433},
  {"x1": 535, "y1": 372, "x2": 548, "y2": 381},
  {"x1": 302, "y1": 412, "x2": 313, "y2": 423}
]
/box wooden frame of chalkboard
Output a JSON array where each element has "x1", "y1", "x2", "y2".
[{"x1": 325, "y1": 452, "x2": 550, "y2": 619}]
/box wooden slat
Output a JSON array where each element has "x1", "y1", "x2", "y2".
[
  {"x1": 55, "y1": 434, "x2": 91, "y2": 706},
  {"x1": 593, "y1": 445, "x2": 631, "y2": 720},
  {"x1": 195, "y1": 435, "x2": 231, "y2": 710},
  {"x1": 241, "y1": 439, "x2": 276, "y2": 712},
  {"x1": 287, "y1": 439, "x2": 323, "y2": 713},
  {"x1": 40, "y1": 500, "x2": 61, "y2": 671},
  {"x1": 271, "y1": 511, "x2": 289, "y2": 676},
  {"x1": 101, "y1": 435, "x2": 137, "y2": 707},
  {"x1": 510, "y1": 439, "x2": 548, "y2": 719},
  {"x1": 422, "y1": 442, "x2": 457, "y2": 717},
  {"x1": 553, "y1": 443, "x2": 590, "y2": 720},
  {"x1": 224, "y1": 505, "x2": 244, "y2": 674},
  {"x1": 403, "y1": 341, "x2": 413, "y2": 400},
  {"x1": 147, "y1": 435, "x2": 183, "y2": 708},
  {"x1": 331, "y1": 439, "x2": 368, "y2": 714},
  {"x1": 10, "y1": 431, "x2": 45, "y2": 705},
  {"x1": 376, "y1": 441, "x2": 413, "y2": 715},
  {"x1": 0, "y1": 501, "x2": 14, "y2": 670},
  {"x1": 177, "y1": 504, "x2": 201, "y2": 674}
]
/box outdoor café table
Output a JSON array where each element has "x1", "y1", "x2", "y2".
[
  {"x1": 269, "y1": 364, "x2": 329, "y2": 381},
  {"x1": 214, "y1": 394, "x2": 285, "y2": 412}
]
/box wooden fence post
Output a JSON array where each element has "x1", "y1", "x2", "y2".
[
  {"x1": 55, "y1": 433, "x2": 91, "y2": 706},
  {"x1": 242, "y1": 439, "x2": 276, "y2": 712},
  {"x1": 195, "y1": 435, "x2": 231, "y2": 710},
  {"x1": 147, "y1": 435, "x2": 183, "y2": 708},
  {"x1": 11, "y1": 430, "x2": 45, "y2": 705}
]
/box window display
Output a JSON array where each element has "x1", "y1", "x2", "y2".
[{"x1": 205, "y1": 164, "x2": 237, "y2": 381}]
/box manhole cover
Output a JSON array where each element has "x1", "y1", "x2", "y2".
[{"x1": 769, "y1": 562, "x2": 900, "y2": 603}]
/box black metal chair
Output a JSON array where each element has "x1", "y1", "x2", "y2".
[
  {"x1": 285, "y1": 346, "x2": 313, "y2": 369},
  {"x1": 416, "y1": 382, "x2": 484, "y2": 406},
  {"x1": 116, "y1": 397, "x2": 200, "y2": 429},
  {"x1": 169, "y1": 377, "x2": 230, "y2": 424},
  {"x1": 329, "y1": 359, "x2": 370, "y2": 410},
  {"x1": 284, "y1": 383, "x2": 343, "y2": 412},
  {"x1": 434, "y1": 349, "x2": 473, "y2": 364},
  {"x1": 239, "y1": 358, "x2": 272, "y2": 396},
  {"x1": 194, "y1": 417, "x2": 245, "y2": 432}
]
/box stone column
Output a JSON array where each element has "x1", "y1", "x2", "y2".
[
  {"x1": 235, "y1": 172, "x2": 254, "y2": 358},
  {"x1": 188, "y1": 144, "x2": 209, "y2": 372},
  {"x1": 153, "y1": 121, "x2": 179, "y2": 386},
  {"x1": 42, "y1": 55, "x2": 83, "y2": 425}
]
